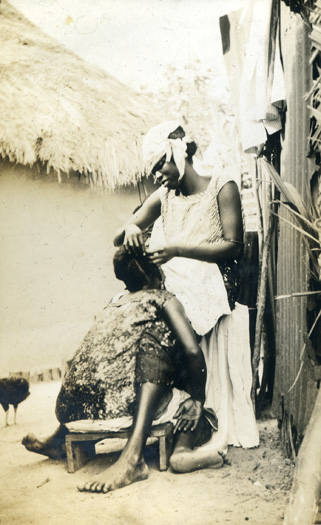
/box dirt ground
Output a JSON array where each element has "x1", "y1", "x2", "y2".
[{"x1": 0, "y1": 381, "x2": 294, "y2": 525}]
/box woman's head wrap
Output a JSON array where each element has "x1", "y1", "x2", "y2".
[{"x1": 142, "y1": 120, "x2": 199, "y2": 182}]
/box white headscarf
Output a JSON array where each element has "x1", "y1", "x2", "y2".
[{"x1": 142, "y1": 120, "x2": 199, "y2": 181}]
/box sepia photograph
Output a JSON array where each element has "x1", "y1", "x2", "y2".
[{"x1": 0, "y1": 0, "x2": 321, "y2": 523}]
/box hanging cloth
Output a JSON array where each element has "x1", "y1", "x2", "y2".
[{"x1": 220, "y1": 0, "x2": 286, "y2": 155}]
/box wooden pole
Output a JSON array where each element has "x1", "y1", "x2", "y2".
[
  {"x1": 251, "y1": 209, "x2": 273, "y2": 409},
  {"x1": 284, "y1": 387, "x2": 321, "y2": 525}
]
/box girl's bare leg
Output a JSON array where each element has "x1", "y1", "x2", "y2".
[{"x1": 78, "y1": 382, "x2": 165, "y2": 494}]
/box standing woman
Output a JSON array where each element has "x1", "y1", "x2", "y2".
[{"x1": 114, "y1": 121, "x2": 259, "y2": 466}]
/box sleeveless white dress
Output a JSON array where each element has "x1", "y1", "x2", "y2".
[{"x1": 149, "y1": 172, "x2": 259, "y2": 450}]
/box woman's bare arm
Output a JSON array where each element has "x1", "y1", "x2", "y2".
[
  {"x1": 218, "y1": 180, "x2": 243, "y2": 247},
  {"x1": 113, "y1": 189, "x2": 162, "y2": 251}
]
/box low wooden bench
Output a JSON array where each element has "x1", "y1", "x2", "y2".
[{"x1": 65, "y1": 422, "x2": 174, "y2": 473}]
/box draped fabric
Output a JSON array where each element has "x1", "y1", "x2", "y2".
[
  {"x1": 220, "y1": 0, "x2": 285, "y2": 155},
  {"x1": 201, "y1": 304, "x2": 259, "y2": 450}
]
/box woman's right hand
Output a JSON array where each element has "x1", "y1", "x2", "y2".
[{"x1": 123, "y1": 224, "x2": 146, "y2": 254}]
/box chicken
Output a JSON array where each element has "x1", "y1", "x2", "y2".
[{"x1": 0, "y1": 377, "x2": 30, "y2": 426}]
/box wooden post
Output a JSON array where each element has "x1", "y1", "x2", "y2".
[
  {"x1": 251, "y1": 209, "x2": 273, "y2": 409},
  {"x1": 284, "y1": 388, "x2": 321, "y2": 524}
]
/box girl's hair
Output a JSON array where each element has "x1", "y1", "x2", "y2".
[
  {"x1": 113, "y1": 246, "x2": 162, "y2": 292},
  {"x1": 167, "y1": 126, "x2": 198, "y2": 160}
]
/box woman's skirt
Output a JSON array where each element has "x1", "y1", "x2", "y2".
[{"x1": 200, "y1": 303, "x2": 259, "y2": 451}]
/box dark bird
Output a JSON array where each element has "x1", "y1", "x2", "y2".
[{"x1": 0, "y1": 377, "x2": 30, "y2": 426}]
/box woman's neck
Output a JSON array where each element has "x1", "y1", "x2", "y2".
[{"x1": 178, "y1": 164, "x2": 210, "y2": 196}]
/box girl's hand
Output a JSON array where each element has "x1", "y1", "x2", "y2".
[
  {"x1": 148, "y1": 246, "x2": 178, "y2": 265},
  {"x1": 173, "y1": 398, "x2": 203, "y2": 433},
  {"x1": 123, "y1": 224, "x2": 145, "y2": 254}
]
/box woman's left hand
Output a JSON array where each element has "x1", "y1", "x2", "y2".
[
  {"x1": 173, "y1": 398, "x2": 203, "y2": 433},
  {"x1": 147, "y1": 246, "x2": 178, "y2": 265}
]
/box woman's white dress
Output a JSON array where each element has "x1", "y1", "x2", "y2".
[{"x1": 149, "y1": 172, "x2": 259, "y2": 451}]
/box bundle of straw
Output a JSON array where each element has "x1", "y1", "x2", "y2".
[{"x1": 0, "y1": 1, "x2": 162, "y2": 190}]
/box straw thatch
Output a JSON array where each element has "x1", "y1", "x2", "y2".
[{"x1": 0, "y1": 0, "x2": 162, "y2": 190}]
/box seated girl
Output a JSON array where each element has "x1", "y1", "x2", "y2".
[{"x1": 22, "y1": 247, "x2": 223, "y2": 494}]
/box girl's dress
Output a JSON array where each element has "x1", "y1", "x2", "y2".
[
  {"x1": 149, "y1": 172, "x2": 259, "y2": 450},
  {"x1": 56, "y1": 289, "x2": 179, "y2": 425}
]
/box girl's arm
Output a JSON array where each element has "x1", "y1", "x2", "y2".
[
  {"x1": 163, "y1": 296, "x2": 206, "y2": 432},
  {"x1": 113, "y1": 189, "x2": 162, "y2": 253},
  {"x1": 148, "y1": 181, "x2": 244, "y2": 264}
]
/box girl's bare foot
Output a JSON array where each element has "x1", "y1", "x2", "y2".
[
  {"x1": 78, "y1": 455, "x2": 149, "y2": 493},
  {"x1": 22, "y1": 432, "x2": 66, "y2": 459}
]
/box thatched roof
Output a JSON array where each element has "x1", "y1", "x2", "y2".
[{"x1": 0, "y1": 0, "x2": 162, "y2": 189}]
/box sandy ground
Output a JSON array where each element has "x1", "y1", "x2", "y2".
[{"x1": 0, "y1": 381, "x2": 295, "y2": 525}]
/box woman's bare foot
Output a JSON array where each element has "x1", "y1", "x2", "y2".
[
  {"x1": 78, "y1": 455, "x2": 149, "y2": 493},
  {"x1": 22, "y1": 428, "x2": 67, "y2": 459},
  {"x1": 170, "y1": 446, "x2": 224, "y2": 473}
]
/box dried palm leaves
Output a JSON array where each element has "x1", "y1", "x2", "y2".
[{"x1": 265, "y1": 161, "x2": 321, "y2": 282}]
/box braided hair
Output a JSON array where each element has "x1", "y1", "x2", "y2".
[{"x1": 113, "y1": 246, "x2": 162, "y2": 292}]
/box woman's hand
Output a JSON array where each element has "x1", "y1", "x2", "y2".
[
  {"x1": 173, "y1": 398, "x2": 203, "y2": 433},
  {"x1": 123, "y1": 224, "x2": 145, "y2": 254},
  {"x1": 147, "y1": 245, "x2": 179, "y2": 265}
]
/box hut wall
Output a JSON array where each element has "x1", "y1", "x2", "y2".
[
  {"x1": 0, "y1": 159, "x2": 143, "y2": 377},
  {"x1": 272, "y1": 5, "x2": 319, "y2": 449}
]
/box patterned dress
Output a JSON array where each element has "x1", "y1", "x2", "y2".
[{"x1": 56, "y1": 289, "x2": 176, "y2": 424}]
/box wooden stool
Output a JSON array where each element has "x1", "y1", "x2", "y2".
[{"x1": 65, "y1": 422, "x2": 174, "y2": 473}]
